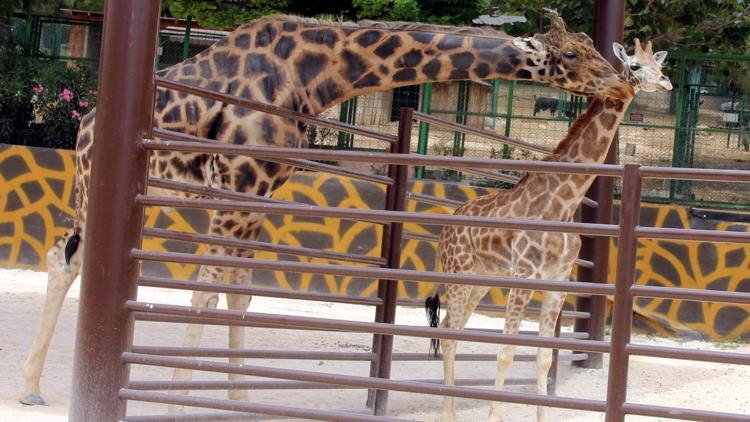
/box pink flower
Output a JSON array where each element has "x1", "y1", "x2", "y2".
[
  {"x1": 78, "y1": 100, "x2": 89, "y2": 108},
  {"x1": 60, "y1": 88, "x2": 74, "y2": 102},
  {"x1": 32, "y1": 84, "x2": 44, "y2": 94},
  {"x1": 71, "y1": 110, "x2": 81, "y2": 120}
]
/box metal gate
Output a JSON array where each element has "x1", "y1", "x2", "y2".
[{"x1": 69, "y1": 2, "x2": 750, "y2": 421}]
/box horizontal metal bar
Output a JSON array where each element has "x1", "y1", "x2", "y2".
[
  {"x1": 120, "y1": 388, "x2": 402, "y2": 422},
  {"x1": 396, "y1": 297, "x2": 592, "y2": 319},
  {"x1": 138, "y1": 276, "x2": 382, "y2": 306},
  {"x1": 401, "y1": 230, "x2": 439, "y2": 242},
  {"x1": 127, "y1": 377, "x2": 536, "y2": 392},
  {"x1": 406, "y1": 192, "x2": 462, "y2": 208},
  {"x1": 125, "y1": 301, "x2": 611, "y2": 353},
  {"x1": 136, "y1": 195, "x2": 620, "y2": 237},
  {"x1": 127, "y1": 346, "x2": 586, "y2": 363},
  {"x1": 148, "y1": 177, "x2": 285, "y2": 204},
  {"x1": 631, "y1": 284, "x2": 750, "y2": 305},
  {"x1": 636, "y1": 226, "x2": 750, "y2": 244},
  {"x1": 143, "y1": 227, "x2": 385, "y2": 266},
  {"x1": 132, "y1": 250, "x2": 617, "y2": 296},
  {"x1": 622, "y1": 401, "x2": 750, "y2": 422},
  {"x1": 626, "y1": 343, "x2": 750, "y2": 365},
  {"x1": 153, "y1": 128, "x2": 393, "y2": 186},
  {"x1": 448, "y1": 166, "x2": 521, "y2": 184},
  {"x1": 124, "y1": 411, "x2": 280, "y2": 422},
  {"x1": 412, "y1": 111, "x2": 553, "y2": 154},
  {"x1": 639, "y1": 165, "x2": 750, "y2": 183},
  {"x1": 141, "y1": 138, "x2": 626, "y2": 177},
  {"x1": 154, "y1": 77, "x2": 397, "y2": 144},
  {"x1": 134, "y1": 312, "x2": 352, "y2": 332},
  {"x1": 123, "y1": 353, "x2": 607, "y2": 412}
]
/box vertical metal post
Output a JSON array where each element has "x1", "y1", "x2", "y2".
[
  {"x1": 453, "y1": 81, "x2": 469, "y2": 156},
  {"x1": 23, "y1": 0, "x2": 32, "y2": 53},
  {"x1": 604, "y1": 164, "x2": 642, "y2": 422},
  {"x1": 670, "y1": 57, "x2": 687, "y2": 200},
  {"x1": 574, "y1": 0, "x2": 624, "y2": 369},
  {"x1": 367, "y1": 107, "x2": 412, "y2": 415},
  {"x1": 488, "y1": 79, "x2": 500, "y2": 130},
  {"x1": 503, "y1": 81, "x2": 515, "y2": 158},
  {"x1": 182, "y1": 15, "x2": 192, "y2": 61},
  {"x1": 68, "y1": 0, "x2": 160, "y2": 420},
  {"x1": 415, "y1": 83, "x2": 432, "y2": 178}
]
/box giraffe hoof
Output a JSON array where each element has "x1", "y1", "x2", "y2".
[{"x1": 20, "y1": 394, "x2": 48, "y2": 406}]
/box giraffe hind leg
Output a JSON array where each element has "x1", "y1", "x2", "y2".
[
  {"x1": 535, "y1": 291, "x2": 566, "y2": 422},
  {"x1": 21, "y1": 229, "x2": 83, "y2": 406},
  {"x1": 487, "y1": 287, "x2": 533, "y2": 422}
]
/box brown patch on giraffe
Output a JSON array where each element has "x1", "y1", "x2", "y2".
[{"x1": 600, "y1": 112, "x2": 617, "y2": 130}]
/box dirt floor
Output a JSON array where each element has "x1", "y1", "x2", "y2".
[{"x1": 2, "y1": 268, "x2": 749, "y2": 421}]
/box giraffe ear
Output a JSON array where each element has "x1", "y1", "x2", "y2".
[
  {"x1": 654, "y1": 51, "x2": 668, "y2": 66},
  {"x1": 612, "y1": 42, "x2": 630, "y2": 65}
]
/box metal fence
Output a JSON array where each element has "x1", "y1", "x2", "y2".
[{"x1": 70, "y1": 4, "x2": 750, "y2": 421}]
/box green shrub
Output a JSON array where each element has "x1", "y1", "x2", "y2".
[{"x1": 0, "y1": 46, "x2": 97, "y2": 149}]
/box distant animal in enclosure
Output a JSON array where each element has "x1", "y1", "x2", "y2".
[
  {"x1": 20, "y1": 12, "x2": 632, "y2": 408},
  {"x1": 741, "y1": 134, "x2": 749, "y2": 152},
  {"x1": 426, "y1": 38, "x2": 671, "y2": 422},
  {"x1": 533, "y1": 96, "x2": 560, "y2": 116},
  {"x1": 533, "y1": 95, "x2": 577, "y2": 118}
]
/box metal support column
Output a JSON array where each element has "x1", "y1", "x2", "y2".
[
  {"x1": 503, "y1": 81, "x2": 515, "y2": 158},
  {"x1": 367, "y1": 107, "x2": 412, "y2": 415},
  {"x1": 574, "y1": 0, "x2": 624, "y2": 369},
  {"x1": 68, "y1": 0, "x2": 160, "y2": 419},
  {"x1": 604, "y1": 164, "x2": 642, "y2": 421},
  {"x1": 415, "y1": 83, "x2": 433, "y2": 179},
  {"x1": 182, "y1": 15, "x2": 192, "y2": 61}
]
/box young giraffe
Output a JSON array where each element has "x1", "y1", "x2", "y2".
[
  {"x1": 20, "y1": 14, "x2": 631, "y2": 406},
  {"x1": 427, "y1": 39, "x2": 671, "y2": 422}
]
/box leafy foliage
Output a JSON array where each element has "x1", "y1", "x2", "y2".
[
  {"x1": 0, "y1": 46, "x2": 96, "y2": 149},
  {"x1": 488, "y1": 1, "x2": 750, "y2": 53},
  {"x1": 352, "y1": 0, "x2": 420, "y2": 22}
]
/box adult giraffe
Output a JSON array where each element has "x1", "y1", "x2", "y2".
[
  {"x1": 20, "y1": 13, "x2": 631, "y2": 406},
  {"x1": 426, "y1": 39, "x2": 671, "y2": 421}
]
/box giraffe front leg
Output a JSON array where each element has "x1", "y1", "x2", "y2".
[
  {"x1": 21, "y1": 230, "x2": 83, "y2": 406},
  {"x1": 439, "y1": 285, "x2": 474, "y2": 422},
  {"x1": 169, "y1": 243, "x2": 226, "y2": 413},
  {"x1": 535, "y1": 291, "x2": 566, "y2": 422},
  {"x1": 487, "y1": 288, "x2": 532, "y2": 422},
  {"x1": 225, "y1": 251, "x2": 256, "y2": 401},
  {"x1": 224, "y1": 217, "x2": 262, "y2": 402}
]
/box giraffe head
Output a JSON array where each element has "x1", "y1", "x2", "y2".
[
  {"x1": 531, "y1": 12, "x2": 633, "y2": 99},
  {"x1": 613, "y1": 38, "x2": 672, "y2": 93}
]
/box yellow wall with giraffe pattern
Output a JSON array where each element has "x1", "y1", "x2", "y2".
[{"x1": 2, "y1": 144, "x2": 748, "y2": 340}]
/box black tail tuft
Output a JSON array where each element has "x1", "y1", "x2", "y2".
[
  {"x1": 64, "y1": 232, "x2": 81, "y2": 265},
  {"x1": 424, "y1": 293, "x2": 441, "y2": 357}
]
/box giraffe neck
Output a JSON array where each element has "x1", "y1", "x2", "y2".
[
  {"x1": 511, "y1": 95, "x2": 635, "y2": 221},
  {"x1": 302, "y1": 29, "x2": 541, "y2": 113}
]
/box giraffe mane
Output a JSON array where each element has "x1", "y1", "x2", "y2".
[
  {"x1": 251, "y1": 14, "x2": 509, "y2": 38},
  {"x1": 511, "y1": 98, "x2": 606, "y2": 189}
]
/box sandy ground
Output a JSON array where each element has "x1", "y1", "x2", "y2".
[{"x1": 1, "y1": 268, "x2": 749, "y2": 421}]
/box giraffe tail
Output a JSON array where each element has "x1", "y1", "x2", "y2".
[
  {"x1": 63, "y1": 228, "x2": 81, "y2": 273},
  {"x1": 424, "y1": 292, "x2": 441, "y2": 357}
]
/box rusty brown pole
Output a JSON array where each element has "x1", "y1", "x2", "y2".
[
  {"x1": 367, "y1": 107, "x2": 412, "y2": 415},
  {"x1": 605, "y1": 164, "x2": 641, "y2": 421},
  {"x1": 68, "y1": 0, "x2": 160, "y2": 419},
  {"x1": 574, "y1": 0, "x2": 625, "y2": 369}
]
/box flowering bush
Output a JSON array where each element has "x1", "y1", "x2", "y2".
[{"x1": 0, "y1": 46, "x2": 97, "y2": 149}]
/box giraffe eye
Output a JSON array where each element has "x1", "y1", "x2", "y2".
[
  {"x1": 630, "y1": 63, "x2": 641, "y2": 71},
  {"x1": 563, "y1": 51, "x2": 577, "y2": 59}
]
